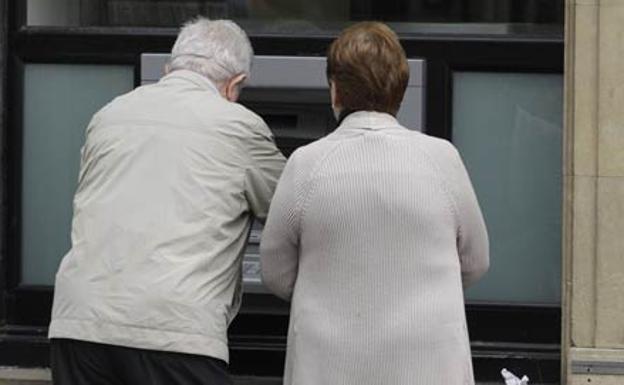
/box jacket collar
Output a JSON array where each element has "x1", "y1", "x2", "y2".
[
  {"x1": 160, "y1": 69, "x2": 220, "y2": 96},
  {"x1": 336, "y1": 111, "x2": 402, "y2": 132}
]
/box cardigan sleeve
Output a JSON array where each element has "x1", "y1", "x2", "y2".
[
  {"x1": 449, "y1": 147, "x2": 490, "y2": 288},
  {"x1": 259, "y1": 151, "x2": 302, "y2": 301}
]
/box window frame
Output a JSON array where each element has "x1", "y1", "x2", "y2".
[{"x1": 1, "y1": 0, "x2": 564, "y2": 380}]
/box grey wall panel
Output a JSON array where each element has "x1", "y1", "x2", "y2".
[
  {"x1": 141, "y1": 54, "x2": 425, "y2": 87},
  {"x1": 141, "y1": 54, "x2": 426, "y2": 130},
  {"x1": 398, "y1": 88, "x2": 424, "y2": 131}
]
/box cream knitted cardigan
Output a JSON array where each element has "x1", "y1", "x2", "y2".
[{"x1": 260, "y1": 111, "x2": 489, "y2": 385}]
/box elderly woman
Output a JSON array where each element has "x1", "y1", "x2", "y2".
[{"x1": 260, "y1": 22, "x2": 489, "y2": 385}]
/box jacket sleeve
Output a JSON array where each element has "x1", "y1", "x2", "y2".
[
  {"x1": 449, "y1": 146, "x2": 490, "y2": 288},
  {"x1": 244, "y1": 119, "x2": 287, "y2": 222},
  {"x1": 76, "y1": 113, "x2": 101, "y2": 188},
  {"x1": 259, "y1": 152, "x2": 301, "y2": 301}
]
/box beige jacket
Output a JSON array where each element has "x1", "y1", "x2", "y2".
[
  {"x1": 260, "y1": 111, "x2": 489, "y2": 385},
  {"x1": 49, "y1": 70, "x2": 286, "y2": 362}
]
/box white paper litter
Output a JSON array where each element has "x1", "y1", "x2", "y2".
[{"x1": 501, "y1": 368, "x2": 529, "y2": 385}]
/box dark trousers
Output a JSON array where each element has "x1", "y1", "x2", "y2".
[{"x1": 50, "y1": 338, "x2": 233, "y2": 385}]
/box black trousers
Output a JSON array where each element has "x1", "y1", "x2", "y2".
[{"x1": 50, "y1": 338, "x2": 233, "y2": 385}]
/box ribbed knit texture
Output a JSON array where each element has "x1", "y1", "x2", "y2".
[{"x1": 260, "y1": 111, "x2": 489, "y2": 385}]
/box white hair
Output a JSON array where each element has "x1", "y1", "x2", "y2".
[{"x1": 168, "y1": 18, "x2": 253, "y2": 86}]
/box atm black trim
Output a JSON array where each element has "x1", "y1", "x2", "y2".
[
  {"x1": 8, "y1": 287, "x2": 562, "y2": 346},
  {"x1": 0, "y1": 302, "x2": 561, "y2": 382},
  {"x1": 2, "y1": 8, "x2": 563, "y2": 380}
]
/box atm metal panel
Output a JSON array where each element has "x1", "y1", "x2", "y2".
[
  {"x1": 140, "y1": 53, "x2": 426, "y2": 293},
  {"x1": 141, "y1": 54, "x2": 425, "y2": 130}
]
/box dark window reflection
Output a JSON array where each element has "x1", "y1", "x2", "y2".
[
  {"x1": 30, "y1": 0, "x2": 564, "y2": 30},
  {"x1": 351, "y1": 0, "x2": 563, "y2": 24}
]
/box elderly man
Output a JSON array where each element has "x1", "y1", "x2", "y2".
[{"x1": 48, "y1": 18, "x2": 285, "y2": 384}]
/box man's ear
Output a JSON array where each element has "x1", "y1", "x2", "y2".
[{"x1": 225, "y1": 74, "x2": 247, "y2": 102}]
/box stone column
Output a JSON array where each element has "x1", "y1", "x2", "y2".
[{"x1": 563, "y1": 0, "x2": 624, "y2": 384}]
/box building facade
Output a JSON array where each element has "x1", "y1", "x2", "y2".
[
  {"x1": 1, "y1": 1, "x2": 621, "y2": 384},
  {"x1": 563, "y1": 1, "x2": 624, "y2": 384}
]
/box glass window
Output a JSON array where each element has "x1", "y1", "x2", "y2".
[
  {"x1": 26, "y1": 0, "x2": 563, "y2": 36},
  {"x1": 452, "y1": 71, "x2": 563, "y2": 305},
  {"x1": 21, "y1": 64, "x2": 134, "y2": 285}
]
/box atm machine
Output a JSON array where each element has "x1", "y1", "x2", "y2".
[{"x1": 141, "y1": 54, "x2": 426, "y2": 375}]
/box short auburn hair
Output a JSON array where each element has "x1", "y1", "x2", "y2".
[{"x1": 327, "y1": 22, "x2": 409, "y2": 115}]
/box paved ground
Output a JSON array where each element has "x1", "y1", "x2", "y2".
[
  {"x1": 233, "y1": 377, "x2": 554, "y2": 385},
  {"x1": 232, "y1": 379, "x2": 553, "y2": 385},
  {"x1": 0, "y1": 379, "x2": 556, "y2": 385},
  {"x1": 0, "y1": 377, "x2": 557, "y2": 384},
  {"x1": 0, "y1": 378, "x2": 556, "y2": 385},
  {"x1": 233, "y1": 379, "x2": 550, "y2": 385},
  {"x1": 0, "y1": 368, "x2": 556, "y2": 384}
]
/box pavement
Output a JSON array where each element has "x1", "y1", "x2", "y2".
[
  {"x1": 0, "y1": 379, "x2": 556, "y2": 385},
  {"x1": 231, "y1": 380, "x2": 546, "y2": 385},
  {"x1": 0, "y1": 368, "x2": 556, "y2": 384},
  {"x1": 232, "y1": 380, "x2": 553, "y2": 385}
]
